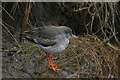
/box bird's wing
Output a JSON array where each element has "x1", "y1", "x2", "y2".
[
  {"x1": 23, "y1": 26, "x2": 63, "y2": 47},
  {"x1": 25, "y1": 36, "x2": 56, "y2": 47}
]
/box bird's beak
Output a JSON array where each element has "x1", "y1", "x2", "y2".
[{"x1": 72, "y1": 35, "x2": 78, "y2": 38}]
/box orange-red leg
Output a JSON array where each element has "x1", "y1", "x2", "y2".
[{"x1": 45, "y1": 52, "x2": 62, "y2": 71}]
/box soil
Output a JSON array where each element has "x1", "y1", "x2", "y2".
[{"x1": 2, "y1": 35, "x2": 119, "y2": 78}]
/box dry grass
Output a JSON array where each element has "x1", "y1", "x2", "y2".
[
  {"x1": 1, "y1": 2, "x2": 120, "y2": 78},
  {"x1": 2, "y1": 35, "x2": 119, "y2": 78}
]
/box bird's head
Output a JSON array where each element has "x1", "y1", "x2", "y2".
[{"x1": 64, "y1": 26, "x2": 78, "y2": 39}]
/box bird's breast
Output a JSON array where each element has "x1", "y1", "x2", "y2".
[{"x1": 37, "y1": 38, "x2": 69, "y2": 54}]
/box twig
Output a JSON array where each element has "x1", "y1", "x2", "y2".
[
  {"x1": 0, "y1": 5, "x2": 14, "y2": 20},
  {"x1": 0, "y1": 20, "x2": 21, "y2": 48}
]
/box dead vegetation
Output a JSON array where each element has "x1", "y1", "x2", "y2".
[
  {"x1": 2, "y1": 35, "x2": 119, "y2": 78},
  {"x1": 1, "y1": 2, "x2": 120, "y2": 78}
]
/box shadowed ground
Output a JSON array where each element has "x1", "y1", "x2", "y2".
[{"x1": 2, "y1": 35, "x2": 119, "y2": 78}]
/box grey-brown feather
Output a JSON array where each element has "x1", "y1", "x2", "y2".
[
  {"x1": 23, "y1": 26, "x2": 71, "y2": 46},
  {"x1": 23, "y1": 26, "x2": 72, "y2": 53}
]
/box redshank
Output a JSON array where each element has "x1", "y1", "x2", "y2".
[{"x1": 23, "y1": 26, "x2": 77, "y2": 71}]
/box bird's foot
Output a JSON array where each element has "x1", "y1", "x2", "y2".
[
  {"x1": 45, "y1": 52, "x2": 62, "y2": 71},
  {"x1": 48, "y1": 64, "x2": 62, "y2": 71}
]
